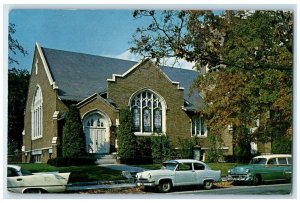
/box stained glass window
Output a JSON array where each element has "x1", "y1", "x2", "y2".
[{"x1": 130, "y1": 90, "x2": 164, "y2": 133}]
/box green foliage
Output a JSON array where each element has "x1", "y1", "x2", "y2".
[
  {"x1": 176, "y1": 138, "x2": 194, "y2": 159},
  {"x1": 271, "y1": 137, "x2": 292, "y2": 154},
  {"x1": 135, "y1": 136, "x2": 152, "y2": 163},
  {"x1": 8, "y1": 68, "x2": 30, "y2": 154},
  {"x1": 131, "y1": 10, "x2": 292, "y2": 160},
  {"x1": 62, "y1": 105, "x2": 86, "y2": 158},
  {"x1": 8, "y1": 23, "x2": 28, "y2": 66},
  {"x1": 206, "y1": 134, "x2": 224, "y2": 163},
  {"x1": 117, "y1": 108, "x2": 137, "y2": 163},
  {"x1": 151, "y1": 134, "x2": 174, "y2": 163}
]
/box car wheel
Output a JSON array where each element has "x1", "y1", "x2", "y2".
[
  {"x1": 158, "y1": 180, "x2": 172, "y2": 193},
  {"x1": 24, "y1": 188, "x2": 44, "y2": 194},
  {"x1": 252, "y1": 174, "x2": 262, "y2": 185},
  {"x1": 203, "y1": 180, "x2": 213, "y2": 190}
]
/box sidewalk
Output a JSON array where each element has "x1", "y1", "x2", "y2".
[{"x1": 67, "y1": 164, "x2": 146, "y2": 192}]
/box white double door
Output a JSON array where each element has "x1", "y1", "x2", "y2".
[
  {"x1": 87, "y1": 128, "x2": 108, "y2": 154},
  {"x1": 84, "y1": 113, "x2": 109, "y2": 154}
]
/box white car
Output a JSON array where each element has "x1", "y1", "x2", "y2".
[
  {"x1": 136, "y1": 159, "x2": 221, "y2": 192},
  {"x1": 7, "y1": 165, "x2": 70, "y2": 193}
]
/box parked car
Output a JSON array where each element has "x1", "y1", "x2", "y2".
[
  {"x1": 227, "y1": 154, "x2": 292, "y2": 185},
  {"x1": 7, "y1": 165, "x2": 71, "y2": 193},
  {"x1": 136, "y1": 159, "x2": 221, "y2": 192}
]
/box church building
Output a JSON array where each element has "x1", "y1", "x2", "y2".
[{"x1": 23, "y1": 43, "x2": 236, "y2": 163}]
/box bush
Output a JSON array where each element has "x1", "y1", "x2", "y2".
[
  {"x1": 176, "y1": 137, "x2": 194, "y2": 159},
  {"x1": 151, "y1": 135, "x2": 173, "y2": 163},
  {"x1": 206, "y1": 134, "x2": 224, "y2": 163},
  {"x1": 136, "y1": 136, "x2": 152, "y2": 163},
  {"x1": 62, "y1": 105, "x2": 86, "y2": 158},
  {"x1": 117, "y1": 108, "x2": 137, "y2": 163},
  {"x1": 271, "y1": 136, "x2": 292, "y2": 154},
  {"x1": 47, "y1": 156, "x2": 96, "y2": 167}
]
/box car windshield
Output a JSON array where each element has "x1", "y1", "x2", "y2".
[
  {"x1": 250, "y1": 158, "x2": 267, "y2": 164},
  {"x1": 162, "y1": 163, "x2": 177, "y2": 171},
  {"x1": 20, "y1": 168, "x2": 33, "y2": 176}
]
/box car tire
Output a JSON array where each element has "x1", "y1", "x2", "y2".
[
  {"x1": 24, "y1": 188, "x2": 45, "y2": 194},
  {"x1": 203, "y1": 180, "x2": 213, "y2": 190},
  {"x1": 157, "y1": 180, "x2": 172, "y2": 193},
  {"x1": 252, "y1": 174, "x2": 262, "y2": 185}
]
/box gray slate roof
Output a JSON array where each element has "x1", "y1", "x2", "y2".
[{"x1": 41, "y1": 47, "x2": 205, "y2": 110}]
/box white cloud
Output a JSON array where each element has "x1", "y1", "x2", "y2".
[{"x1": 106, "y1": 50, "x2": 195, "y2": 70}]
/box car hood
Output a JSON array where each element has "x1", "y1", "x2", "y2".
[
  {"x1": 137, "y1": 169, "x2": 173, "y2": 178},
  {"x1": 230, "y1": 164, "x2": 262, "y2": 174}
]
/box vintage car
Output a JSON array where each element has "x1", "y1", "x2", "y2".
[
  {"x1": 227, "y1": 154, "x2": 292, "y2": 185},
  {"x1": 7, "y1": 165, "x2": 71, "y2": 193},
  {"x1": 136, "y1": 159, "x2": 221, "y2": 192}
]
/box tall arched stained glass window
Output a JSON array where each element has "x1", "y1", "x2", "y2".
[
  {"x1": 31, "y1": 85, "x2": 43, "y2": 140},
  {"x1": 130, "y1": 90, "x2": 165, "y2": 134}
]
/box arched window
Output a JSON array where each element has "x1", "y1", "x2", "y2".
[
  {"x1": 31, "y1": 86, "x2": 43, "y2": 140},
  {"x1": 130, "y1": 90, "x2": 165, "y2": 134}
]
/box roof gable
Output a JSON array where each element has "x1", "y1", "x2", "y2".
[{"x1": 41, "y1": 46, "x2": 204, "y2": 109}]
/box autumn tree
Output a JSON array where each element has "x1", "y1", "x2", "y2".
[
  {"x1": 8, "y1": 23, "x2": 29, "y2": 154},
  {"x1": 131, "y1": 10, "x2": 293, "y2": 158}
]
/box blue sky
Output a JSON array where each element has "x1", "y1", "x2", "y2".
[{"x1": 9, "y1": 10, "x2": 155, "y2": 71}]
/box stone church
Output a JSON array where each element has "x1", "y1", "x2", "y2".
[{"x1": 23, "y1": 43, "x2": 239, "y2": 163}]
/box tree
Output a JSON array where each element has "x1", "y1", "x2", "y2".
[
  {"x1": 117, "y1": 108, "x2": 137, "y2": 163},
  {"x1": 8, "y1": 23, "x2": 29, "y2": 154},
  {"x1": 131, "y1": 10, "x2": 293, "y2": 157},
  {"x1": 9, "y1": 23, "x2": 28, "y2": 66},
  {"x1": 62, "y1": 105, "x2": 86, "y2": 158},
  {"x1": 8, "y1": 68, "x2": 30, "y2": 154}
]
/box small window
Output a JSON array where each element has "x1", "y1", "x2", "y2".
[
  {"x1": 194, "y1": 163, "x2": 205, "y2": 170},
  {"x1": 267, "y1": 158, "x2": 277, "y2": 165},
  {"x1": 7, "y1": 168, "x2": 19, "y2": 177},
  {"x1": 287, "y1": 157, "x2": 292, "y2": 165},
  {"x1": 278, "y1": 157, "x2": 287, "y2": 165},
  {"x1": 177, "y1": 163, "x2": 192, "y2": 171}
]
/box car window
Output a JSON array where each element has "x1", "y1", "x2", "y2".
[
  {"x1": 162, "y1": 163, "x2": 177, "y2": 171},
  {"x1": 267, "y1": 158, "x2": 277, "y2": 165},
  {"x1": 7, "y1": 168, "x2": 19, "y2": 177},
  {"x1": 287, "y1": 157, "x2": 292, "y2": 165},
  {"x1": 20, "y1": 168, "x2": 33, "y2": 176},
  {"x1": 251, "y1": 158, "x2": 267, "y2": 164},
  {"x1": 194, "y1": 163, "x2": 205, "y2": 170},
  {"x1": 177, "y1": 163, "x2": 192, "y2": 171},
  {"x1": 278, "y1": 157, "x2": 287, "y2": 165}
]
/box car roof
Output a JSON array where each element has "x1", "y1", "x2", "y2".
[
  {"x1": 7, "y1": 164, "x2": 21, "y2": 171},
  {"x1": 253, "y1": 154, "x2": 291, "y2": 159},
  {"x1": 163, "y1": 159, "x2": 205, "y2": 164}
]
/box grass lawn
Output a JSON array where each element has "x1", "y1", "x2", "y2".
[{"x1": 17, "y1": 163, "x2": 125, "y2": 183}]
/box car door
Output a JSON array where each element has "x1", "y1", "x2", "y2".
[
  {"x1": 278, "y1": 157, "x2": 291, "y2": 180},
  {"x1": 193, "y1": 162, "x2": 206, "y2": 185},
  {"x1": 174, "y1": 163, "x2": 196, "y2": 186},
  {"x1": 264, "y1": 158, "x2": 281, "y2": 181}
]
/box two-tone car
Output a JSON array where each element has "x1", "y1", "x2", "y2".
[
  {"x1": 136, "y1": 159, "x2": 221, "y2": 192},
  {"x1": 7, "y1": 165, "x2": 71, "y2": 193},
  {"x1": 227, "y1": 154, "x2": 292, "y2": 185}
]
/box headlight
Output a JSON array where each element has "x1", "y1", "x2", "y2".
[
  {"x1": 245, "y1": 169, "x2": 250, "y2": 173},
  {"x1": 147, "y1": 173, "x2": 151, "y2": 179},
  {"x1": 228, "y1": 169, "x2": 231, "y2": 174}
]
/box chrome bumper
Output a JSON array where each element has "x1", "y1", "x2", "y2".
[{"x1": 227, "y1": 174, "x2": 253, "y2": 182}]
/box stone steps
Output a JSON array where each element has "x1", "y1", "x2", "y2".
[{"x1": 95, "y1": 154, "x2": 118, "y2": 164}]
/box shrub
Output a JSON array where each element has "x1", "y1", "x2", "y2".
[
  {"x1": 271, "y1": 136, "x2": 292, "y2": 154},
  {"x1": 176, "y1": 137, "x2": 194, "y2": 159},
  {"x1": 47, "y1": 156, "x2": 96, "y2": 167},
  {"x1": 62, "y1": 105, "x2": 86, "y2": 158},
  {"x1": 206, "y1": 134, "x2": 224, "y2": 163},
  {"x1": 151, "y1": 134, "x2": 173, "y2": 163},
  {"x1": 117, "y1": 108, "x2": 137, "y2": 163},
  {"x1": 136, "y1": 136, "x2": 152, "y2": 163}
]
